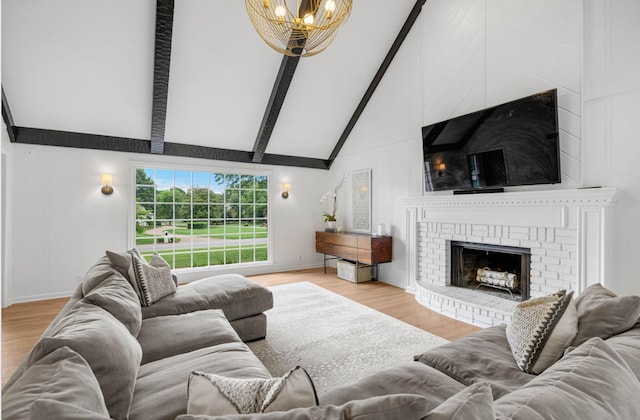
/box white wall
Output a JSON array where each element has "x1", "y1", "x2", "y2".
[
  {"x1": 2, "y1": 125, "x2": 14, "y2": 307},
  {"x1": 582, "y1": 0, "x2": 640, "y2": 296},
  {"x1": 4, "y1": 142, "x2": 328, "y2": 304},
  {"x1": 331, "y1": 0, "x2": 586, "y2": 289}
]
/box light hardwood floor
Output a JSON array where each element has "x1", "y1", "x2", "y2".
[{"x1": 1, "y1": 268, "x2": 480, "y2": 385}]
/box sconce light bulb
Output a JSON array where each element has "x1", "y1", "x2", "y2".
[
  {"x1": 101, "y1": 173, "x2": 114, "y2": 195},
  {"x1": 282, "y1": 182, "x2": 291, "y2": 199}
]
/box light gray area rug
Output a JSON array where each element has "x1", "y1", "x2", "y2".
[{"x1": 247, "y1": 281, "x2": 448, "y2": 394}]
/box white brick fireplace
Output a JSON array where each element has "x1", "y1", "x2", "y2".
[{"x1": 403, "y1": 188, "x2": 618, "y2": 328}]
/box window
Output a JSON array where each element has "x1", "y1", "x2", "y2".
[{"x1": 134, "y1": 167, "x2": 269, "y2": 269}]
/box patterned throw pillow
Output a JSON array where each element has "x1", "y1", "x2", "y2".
[
  {"x1": 187, "y1": 367, "x2": 318, "y2": 416},
  {"x1": 106, "y1": 249, "x2": 176, "y2": 307},
  {"x1": 131, "y1": 253, "x2": 176, "y2": 307},
  {"x1": 506, "y1": 290, "x2": 578, "y2": 374}
]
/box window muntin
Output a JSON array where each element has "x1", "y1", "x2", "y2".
[{"x1": 134, "y1": 167, "x2": 269, "y2": 269}]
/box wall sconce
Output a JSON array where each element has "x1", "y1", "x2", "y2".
[
  {"x1": 101, "y1": 173, "x2": 114, "y2": 195},
  {"x1": 435, "y1": 163, "x2": 446, "y2": 176},
  {"x1": 281, "y1": 182, "x2": 291, "y2": 199}
]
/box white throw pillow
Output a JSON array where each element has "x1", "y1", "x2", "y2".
[
  {"x1": 187, "y1": 367, "x2": 317, "y2": 415},
  {"x1": 506, "y1": 290, "x2": 578, "y2": 374}
]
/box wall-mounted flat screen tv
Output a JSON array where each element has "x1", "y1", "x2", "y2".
[{"x1": 422, "y1": 89, "x2": 561, "y2": 193}]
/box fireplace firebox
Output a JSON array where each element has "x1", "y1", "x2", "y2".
[{"x1": 450, "y1": 241, "x2": 530, "y2": 301}]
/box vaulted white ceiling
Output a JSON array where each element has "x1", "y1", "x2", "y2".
[{"x1": 2, "y1": 0, "x2": 421, "y2": 167}]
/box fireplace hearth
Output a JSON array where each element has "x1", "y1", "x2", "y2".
[{"x1": 451, "y1": 241, "x2": 530, "y2": 301}]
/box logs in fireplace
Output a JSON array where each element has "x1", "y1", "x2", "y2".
[{"x1": 451, "y1": 241, "x2": 530, "y2": 301}]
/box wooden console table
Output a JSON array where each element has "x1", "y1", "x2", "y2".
[{"x1": 315, "y1": 231, "x2": 392, "y2": 279}]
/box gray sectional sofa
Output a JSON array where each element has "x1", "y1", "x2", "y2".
[
  {"x1": 176, "y1": 285, "x2": 640, "y2": 419},
  {"x1": 317, "y1": 284, "x2": 640, "y2": 419},
  {"x1": 2, "y1": 255, "x2": 274, "y2": 420},
  {"x1": 3, "y1": 251, "x2": 640, "y2": 419}
]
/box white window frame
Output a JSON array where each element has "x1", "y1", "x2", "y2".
[{"x1": 130, "y1": 162, "x2": 272, "y2": 272}]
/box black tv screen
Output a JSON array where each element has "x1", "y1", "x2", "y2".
[{"x1": 422, "y1": 89, "x2": 561, "y2": 193}]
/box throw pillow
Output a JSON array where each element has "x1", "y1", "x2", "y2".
[
  {"x1": 131, "y1": 252, "x2": 176, "y2": 306},
  {"x1": 506, "y1": 290, "x2": 578, "y2": 374},
  {"x1": 105, "y1": 248, "x2": 144, "y2": 298},
  {"x1": 106, "y1": 248, "x2": 143, "y2": 279},
  {"x1": 572, "y1": 283, "x2": 640, "y2": 347},
  {"x1": 187, "y1": 367, "x2": 318, "y2": 416},
  {"x1": 424, "y1": 382, "x2": 495, "y2": 420},
  {"x1": 106, "y1": 249, "x2": 176, "y2": 307},
  {"x1": 494, "y1": 337, "x2": 640, "y2": 420},
  {"x1": 176, "y1": 393, "x2": 434, "y2": 420}
]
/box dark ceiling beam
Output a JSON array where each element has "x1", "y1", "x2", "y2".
[
  {"x1": 150, "y1": 0, "x2": 175, "y2": 155},
  {"x1": 260, "y1": 154, "x2": 329, "y2": 169},
  {"x1": 12, "y1": 127, "x2": 151, "y2": 153},
  {"x1": 251, "y1": 0, "x2": 316, "y2": 163},
  {"x1": 10, "y1": 126, "x2": 329, "y2": 169},
  {"x1": 327, "y1": 0, "x2": 427, "y2": 165},
  {"x1": 251, "y1": 55, "x2": 301, "y2": 163},
  {"x1": 1, "y1": 86, "x2": 17, "y2": 143}
]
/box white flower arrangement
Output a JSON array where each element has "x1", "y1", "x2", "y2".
[{"x1": 320, "y1": 174, "x2": 347, "y2": 222}]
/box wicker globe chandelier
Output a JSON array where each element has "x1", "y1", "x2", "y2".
[{"x1": 245, "y1": 0, "x2": 353, "y2": 57}]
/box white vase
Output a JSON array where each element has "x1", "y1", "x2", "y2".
[{"x1": 325, "y1": 221, "x2": 337, "y2": 232}]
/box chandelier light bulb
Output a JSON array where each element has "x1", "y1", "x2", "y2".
[
  {"x1": 275, "y1": 5, "x2": 286, "y2": 23},
  {"x1": 263, "y1": 0, "x2": 270, "y2": 8},
  {"x1": 303, "y1": 13, "x2": 315, "y2": 25},
  {"x1": 325, "y1": 0, "x2": 336, "y2": 19}
]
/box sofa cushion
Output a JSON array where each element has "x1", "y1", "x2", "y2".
[
  {"x1": 572, "y1": 283, "x2": 640, "y2": 347},
  {"x1": 187, "y1": 367, "x2": 317, "y2": 415},
  {"x1": 25, "y1": 301, "x2": 142, "y2": 420},
  {"x1": 415, "y1": 325, "x2": 534, "y2": 399},
  {"x1": 138, "y1": 309, "x2": 243, "y2": 364},
  {"x1": 28, "y1": 399, "x2": 112, "y2": 420},
  {"x1": 494, "y1": 337, "x2": 640, "y2": 420},
  {"x1": 83, "y1": 274, "x2": 142, "y2": 336},
  {"x1": 505, "y1": 290, "x2": 577, "y2": 374},
  {"x1": 424, "y1": 382, "x2": 495, "y2": 420},
  {"x1": 320, "y1": 361, "x2": 464, "y2": 408},
  {"x1": 81, "y1": 255, "x2": 124, "y2": 295},
  {"x1": 176, "y1": 394, "x2": 435, "y2": 420},
  {"x1": 605, "y1": 322, "x2": 640, "y2": 380},
  {"x1": 141, "y1": 274, "x2": 273, "y2": 321},
  {"x1": 2, "y1": 346, "x2": 109, "y2": 420},
  {"x1": 230, "y1": 313, "x2": 268, "y2": 342},
  {"x1": 130, "y1": 342, "x2": 271, "y2": 420}
]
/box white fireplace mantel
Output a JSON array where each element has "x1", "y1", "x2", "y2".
[
  {"x1": 403, "y1": 188, "x2": 619, "y2": 326},
  {"x1": 402, "y1": 188, "x2": 618, "y2": 229}
]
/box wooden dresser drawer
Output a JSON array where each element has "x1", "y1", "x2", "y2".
[
  {"x1": 315, "y1": 231, "x2": 392, "y2": 266},
  {"x1": 315, "y1": 231, "x2": 358, "y2": 247}
]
